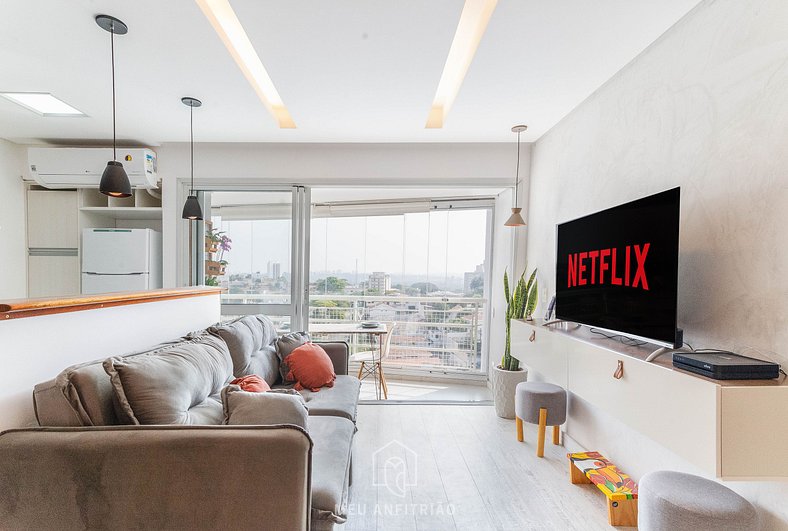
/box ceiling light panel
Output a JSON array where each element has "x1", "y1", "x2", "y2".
[
  {"x1": 0, "y1": 92, "x2": 85, "y2": 117},
  {"x1": 196, "y1": 0, "x2": 295, "y2": 128},
  {"x1": 426, "y1": 0, "x2": 497, "y2": 128}
]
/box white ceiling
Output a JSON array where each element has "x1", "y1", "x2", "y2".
[{"x1": 0, "y1": 0, "x2": 699, "y2": 145}]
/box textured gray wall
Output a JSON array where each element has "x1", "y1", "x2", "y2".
[{"x1": 525, "y1": 0, "x2": 788, "y2": 525}]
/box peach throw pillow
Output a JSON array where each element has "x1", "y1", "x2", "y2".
[
  {"x1": 230, "y1": 375, "x2": 271, "y2": 393},
  {"x1": 285, "y1": 342, "x2": 336, "y2": 392}
]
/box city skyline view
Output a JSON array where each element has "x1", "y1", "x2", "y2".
[{"x1": 211, "y1": 207, "x2": 491, "y2": 293}]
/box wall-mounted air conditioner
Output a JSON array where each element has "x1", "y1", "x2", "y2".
[{"x1": 27, "y1": 147, "x2": 158, "y2": 190}]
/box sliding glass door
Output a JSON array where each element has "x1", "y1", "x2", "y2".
[
  {"x1": 309, "y1": 198, "x2": 494, "y2": 375},
  {"x1": 194, "y1": 187, "x2": 310, "y2": 331},
  {"x1": 191, "y1": 187, "x2": 495, "y2": 377}
]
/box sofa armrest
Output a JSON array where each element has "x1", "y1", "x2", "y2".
[
  {"x1": 0, "y1": 425, "x2": 312, "y2": 530},
  {"x1": 315, "y1": 341, "x2": 349, "y2": 375}
]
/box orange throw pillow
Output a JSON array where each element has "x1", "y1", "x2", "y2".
[
  {"x1": 285, "y1": 342, "x2": 336, "y2": 392},
  {"x1": 230, "y1": 375, "x2": 271, "y2": 393}
]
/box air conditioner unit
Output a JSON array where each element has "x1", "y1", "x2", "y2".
[{"x1": 27, "y1": 147, "x2": 158, "y2": 190}]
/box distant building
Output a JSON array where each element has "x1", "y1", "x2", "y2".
[
  {"x1": 368, "y1": 271, "x2": 391, "y2": 292},
  {"x1": 464, "y1": 263, "x2": 484, "y2": 295},
  {"x1": 268, "y1": 261, "x2": 281, "y2": 279}
]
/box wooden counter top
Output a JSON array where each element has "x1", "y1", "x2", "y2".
[{"x1": 0, "y1": 287, "x2": 224, "y2": 320}]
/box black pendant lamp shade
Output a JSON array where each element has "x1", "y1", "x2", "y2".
[
  {"x1": 100, "y1": 161, "x2": 132, "y2": 197},
  {"x1": 96, "y1": 15, "x2": 132, "y2": 198},
  {"x1": 182, "y1": 195, "x2": 203, "y2": 220},
  {"x1": 504, "y1": 124, "x2": 528, "y2": 227},
  {"x1": 181, "y1": 97, "x2": 203, "y2": 220}
]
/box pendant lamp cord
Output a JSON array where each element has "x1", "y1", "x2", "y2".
[
  {"x1": 514, "y1": 130, "x2": 521, "y2": 205},
  {"x1": 190, "y1": 104, "x2": 194, "y2": 194},
  {"x1": 110, "y1": 22, "x2": 116, "y2": 162}
]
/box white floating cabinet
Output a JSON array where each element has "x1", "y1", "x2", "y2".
[{"x1": 511, "y1": 319, "x2": 788, "y2": 479}]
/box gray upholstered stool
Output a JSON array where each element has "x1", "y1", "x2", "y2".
[
  {"x1": 639, "y1": 471, "x2": 758, "y2": 531},
  {"x1": 514, "y1": 381, "x2": 567, "y2": 457}
]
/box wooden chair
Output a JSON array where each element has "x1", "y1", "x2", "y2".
[{"x1": 351, "y1": 321, "x2": 396, "y2": 399}]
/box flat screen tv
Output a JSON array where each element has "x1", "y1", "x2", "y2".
[{"x1": 555, "y1": 187, "x2": 681, "y2": 348}]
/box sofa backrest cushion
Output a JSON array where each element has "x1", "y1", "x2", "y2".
[
  {"x1": 209, "y1": 315, "x2": 280, "y2": 385},
  {"x1": 33, "y1": 336, "x2": 191, "y2": 427},
  {"x1": 103, "y1": 332, "x2": 232, "y2": 425}
]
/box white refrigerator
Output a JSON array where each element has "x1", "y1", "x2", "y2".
[{"x1": 81, "y1": 229, "x2": 162, "y2": 294}]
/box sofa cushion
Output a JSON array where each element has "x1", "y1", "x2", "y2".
[
  {"x1": 222, "y1": 384, "x2": 308, "y2": 429},
  {"x1": 103, "y1": 332, "x2": 232, "y2": 425},
  {"x1": 33, "y1": 335, "x2": 196, "y2": 427},
  {"x1": 286, "y1": 342, "x2": 336, "y2": 392},
  {"x1": 274, "y1": 375, "x2": 361, "y2": 423},
  {"x1": 209, "y1": 315, "x2": 280, "y2": 386},
  {"x1": 277, "y1": 331, "x2": 310, "y2": 383},
  {"x1": 231, "y1": 375, "x2": 271, "y2": 393},
  {"x1": 308, "y1": 416, "x2": 355, "y2": 526}
]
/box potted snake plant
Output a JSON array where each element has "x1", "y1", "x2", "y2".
[{"x1": 492, "y1": 268, "x2": 538, "y2": 418}]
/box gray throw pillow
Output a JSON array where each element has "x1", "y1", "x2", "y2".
[
  {"x1": 221, "y1": 384, "x2": 309, "y2": 430},
  {"x1": 103, "y1": 332, "x2": 233, "y2": 425},
  {"x1": 276, "y1": 331, "x2": 310, "y2": 383}
]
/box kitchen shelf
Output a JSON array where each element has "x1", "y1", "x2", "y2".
[{"x1": 79, "y1": 207, "x2": 163, "y2": 220}]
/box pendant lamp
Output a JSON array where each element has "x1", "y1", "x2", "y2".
[
  {"x1": 96, "y1": 15, "x2": 132, "y2": 198},
  {"x1": 504, "y1": 124, "x2": 528, "y2": 227},
  {"x1": 181, "y1": 97, "x2": 203, "y2": 220}
]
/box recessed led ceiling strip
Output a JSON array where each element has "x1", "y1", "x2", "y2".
[
  {"x1": 196, "y1": 0, "x2": 295, "y2": 128},
  {"x1": 426, "y1": 0, "x2": 497, "y2": 129}
]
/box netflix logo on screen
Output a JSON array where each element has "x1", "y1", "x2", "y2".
[
  {"x1": 555, "y1": 187, "x2": 680, "y2": 347},
  {"x1": 566, "y1": 243, "x2": 650, "y2": 290}
]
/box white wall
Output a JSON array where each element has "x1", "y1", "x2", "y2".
[
  {"x1": 524, "y1": 0, "x2": 788, "y2": 526},
  {"x1": 490, "y1": 156, "x2": 531, "y2": 372},
  {"x1": 0, "y1": 294, "x2": 220, "y2": 430},
  {"x1": 0, "y1": 139, "x2": 27, "y2": 298}
]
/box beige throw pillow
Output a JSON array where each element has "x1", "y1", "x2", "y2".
[{"x1": 221, "y1": 385, "x2": 309, "y2": 430}]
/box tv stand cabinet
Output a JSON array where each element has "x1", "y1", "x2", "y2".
[{"x1": 510, "y1": 319, "x2": 788, "y2": 480}]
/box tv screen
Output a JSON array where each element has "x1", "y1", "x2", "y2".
[{"x1": 555, "y1": 187, "x2": 680, "y2": 347}]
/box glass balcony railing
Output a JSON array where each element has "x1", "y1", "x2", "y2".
[{"x1": 220, "y1": 293, "x2": 486, "y2": 373}]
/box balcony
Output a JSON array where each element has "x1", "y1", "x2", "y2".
[{"x1": 220, "y1": 293, "x2": 486, "y2": 374}]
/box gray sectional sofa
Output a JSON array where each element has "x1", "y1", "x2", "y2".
[{"x1": 0, "y1": 315, "x2": 360, "y2": 531}]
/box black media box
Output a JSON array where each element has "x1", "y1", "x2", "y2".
[{"x1": 672, "y1": 352, "x2": 780, "y2": 380}]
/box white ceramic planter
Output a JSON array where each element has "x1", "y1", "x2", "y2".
[{"x1": 491, "y1": 365, "x2": 528, "y2": 419}]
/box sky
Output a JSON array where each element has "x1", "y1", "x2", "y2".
[{"x1": 213, "y1": 208, "x2": 489, "y2": 283}]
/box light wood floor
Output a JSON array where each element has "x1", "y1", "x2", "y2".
[{"x1": 346, "y1": 404, "x2": 633, "y2": 531}]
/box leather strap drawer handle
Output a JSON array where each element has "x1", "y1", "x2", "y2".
[
  {"x1": 613, "y1": 360, "x2": 624, "y2": 380},
  {"x1": 529, "y1": 331, "x2": 536, "y2": 342}
]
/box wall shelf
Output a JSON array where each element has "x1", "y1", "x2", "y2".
[{"x1": 511, "y1": 319, "x2": 788, "y2": 480}]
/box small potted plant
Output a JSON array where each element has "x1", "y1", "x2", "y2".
[
  {"x1": 492, "y1": 268, "x2": 537, "y2": 419},
  {"x1": 205, "y1": 232, "x2": 231, "y2": 281},
  {"x1": 205, "y1": 226, "x2": 221, "y2": 254}
]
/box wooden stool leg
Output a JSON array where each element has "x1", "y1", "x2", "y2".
[
  {"x1": 552, "y1": 425, "x2": 560, "y2": 445},
  {"x1": 608, "y1": 498, "x2": 638, "y2": 527},
  {"x1": 536, "y1": 408, "x2": 547, "y2": 457},
  {"x1": 516, "y1": 417, "x2": 524, "y2": 442},
  {"x1": 357, "y1": 361, "x2": 365, "y2": 380},
  {"x1": 569, "y1": 461, "x2": 591, "y2": 484}
]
